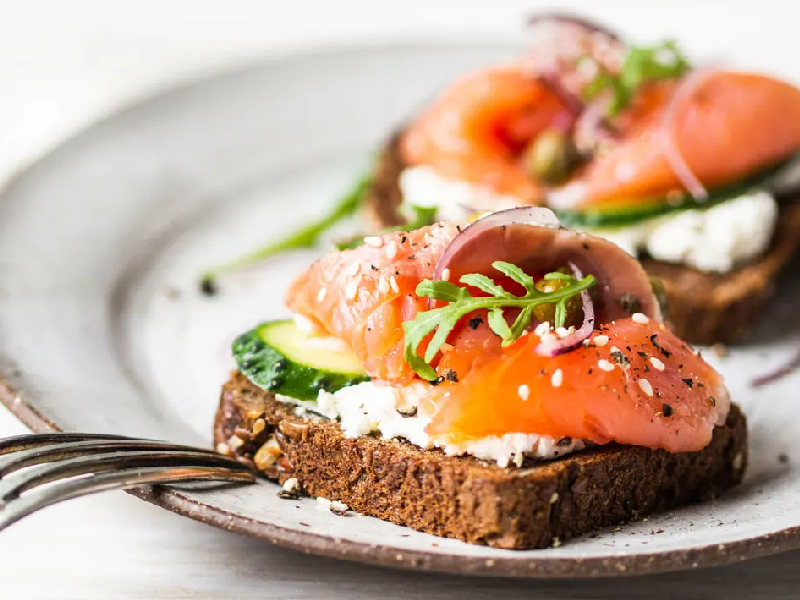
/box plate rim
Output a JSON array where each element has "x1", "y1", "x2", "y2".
[{"x1": 1, "y1": 39, "x2": 798, "y2": 578}]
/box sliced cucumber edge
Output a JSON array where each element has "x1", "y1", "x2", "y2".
[
  {"x1": 232, "y1": 319, "x2": 370, "y2": 403},
  {"x1": 553, "y1": 153, "x2": 798, "y2": 229}
]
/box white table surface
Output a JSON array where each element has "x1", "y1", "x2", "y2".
[{"x1": 2, "y1": 1, "x2": 800, "y2": 597}]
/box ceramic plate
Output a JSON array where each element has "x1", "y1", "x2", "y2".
[{"x1": 2, "y1": 40, "x2": 800, "y2": 578}]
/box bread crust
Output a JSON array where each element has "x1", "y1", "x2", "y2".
[
  {"x1": 362, "y1": 132, "x2": 800, "y2": 345},
  {"x1": 215, "y1": 371, "x2": 747, "y2": 550}
]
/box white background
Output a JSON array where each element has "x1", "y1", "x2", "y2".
[{"x1": 2, "y1": 1, "x2": 800, "y2": 598}]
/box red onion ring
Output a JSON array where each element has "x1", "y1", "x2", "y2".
[
  {"x1": 573, "y1": 99, "x2": 619, "y2": 154},
  {"x1": 430, "y1": 207, "x2": 662, "y2": 325},
  {"x1": 751, "y1": 344, "x2": 800, "y2": 388},
  {"x1": 661, "y1": 67, "x2": 721, "y2": 200},
  {"x1": 534, "y1": 262, "x2": 595, "y2": 357},
  {"x1": 525, "y1": 13, "x2": 624, "y2": 152},
  {"x1": 526, "y1": 12, "x2": 622, "y2": 43},
  {"x1": 537, "y1": 72, "x2": 586, "y2": 118},
  {"x1": 430, "y1": 207, "x2": 560, "y2": 309}
]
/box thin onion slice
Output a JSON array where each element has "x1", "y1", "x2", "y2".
[
  {"x1": 525, "y1": 13, "x2": 624, "y2": 152},
  {"x1": 430, "y1": 206, "x2": 561, "y2": 309},
  {"x1": 526, "y1": 12, "x2": 623, "y2": 41},
  {"x1": 534, "y1": 262, "x2": 595, "y2": 357},
  {"x1": 661, "y1": 67, "x2": 721, "y2": 200},
  {"x1": 430, "y1": 206, "x2": 662, "y2": 323},
  {"x1": 537, "y1": 72, "x2": 585, "y2": 118},
  {"x1": 751, "y1": 344, "x2": 800, "y2": 388}
]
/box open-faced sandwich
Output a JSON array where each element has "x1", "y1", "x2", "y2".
[
  {"x1": 361, "y1": 14, "x2": 800, "y2": 345},
  {"x1": 214, "y1": 207, "x2": 746, "y2": 549}
]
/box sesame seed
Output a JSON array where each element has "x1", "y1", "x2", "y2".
[
  {"x1": 215, "y1": 442, "x2": 231, "y2": 455},
  {"x1": 377, "y1": 277, "x2": 390, "y2": 294},
  {"x1": 598, "y1": 359, "x2": 615, "y2": 372},
  {"x1": 385, "y1": 241, "x2": 398, "y2": 259},
  {"x1": 632, "y1": 312, "x2": 649, "y2": 324},
  {"x1": 593, "y1": 334, "x2": 609, "y2": 347},
  {"x1": 518, "y1": 384, "x2": 529, "y2": 401},
  {"x1": 609, "y1": 346, "x2": 620, "y2": 353},
  {"x1": 363, "y1": 236, "x2": 383, "y2": 247},
  {"x1": 389, "y1": 276, "x2": 400, "y2": 293},
  {"x1": 534, "y1": 321, "x2": 551, "y2": 336},
  {"x1": 441, "y1": 268, "x2": 451, "y2": 281},
  {"x1": 317, "y1": 287, "x2": 327, "y2": 302},
  {"x1": 555, "y1": 327, "x2": 569, "y2": 338},
  {"x1": 649, "y1": 356, "x2": 665, "y2": 371},
  {"x1": 348, "y1": 261, "x2": 361, "y2": 277},
  {"x1": 551, "y1": 368, "x2": 563, "y2": 387},
  {"x1": 345, "y1": 281, "x2": 358, "y2": 300},
  {"x1": 638, "y1": 378, "x2": 654, "y2": 397}
]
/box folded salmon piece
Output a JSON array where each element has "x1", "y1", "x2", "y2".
[{"x1": 286, "y1": 209, "x2": 730, "y2": 454}]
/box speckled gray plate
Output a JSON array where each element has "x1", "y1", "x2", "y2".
[{"x1": 2, "y1": 41, "x2": 800, "y2": 578}]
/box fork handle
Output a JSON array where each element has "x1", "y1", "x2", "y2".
[{"x1": 0, "y1": 465, "x2": 254, "y2": 532}]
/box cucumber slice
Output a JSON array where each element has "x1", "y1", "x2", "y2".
[
  {"x1": 232, "y1": 320, "x2": 369, "y2": 402},
  {"x1": 554, "y1": 154, "x2": 796, "y2": 229}
]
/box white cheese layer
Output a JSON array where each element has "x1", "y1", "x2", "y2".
[
  {"x1": 277, "y1": 381, "x2": 584, "y2": 467},
  {"x1": 588, "y1": 191, "x2": 778, "y2": 272},
  {"x1": 398, "y1": 165, "x2": 780, "y2": 273},
  {"x1": 399, "y1": 165, "x2": 521, "y2": 221}
]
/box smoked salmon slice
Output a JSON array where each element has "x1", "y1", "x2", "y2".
[
  {"x1": 287, "y1": 208, "x2": 731, "y2": 454},
  {"x1": 422, "y1": 317, "x2": 729, "y2": 453},
  {"x1": 400, "y1": 67, "x2": 566, "y2": 202},
  {"x1": 562, "y1": 72, "x2": 800, "y2": 208},
  {"x1": 399, "y1": 37, "x2": 800, "y2": 209},
  {"x1": 286, "y1": 222, "x2": 460, "y2": 382}
]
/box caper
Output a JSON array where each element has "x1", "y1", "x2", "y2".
[
  {"x1": 533, "y1": 277, "x2": 583, "y2": 327},
  {"x1": 523, "y1": 128, "x2": 578, "y2": 185}
]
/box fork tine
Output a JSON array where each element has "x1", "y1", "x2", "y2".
[
  {"x1": 0, "y1": 449, "x2": 252, "y2": 502},
  {"x1": 0, "y1": 433, "x2": 137, "y2": 455},
  {"x1": 0, "y1": 464, "x2": 255, "y2": 532},
  {"x1": 0, "y1": 439, "x2": 224, "y2": 477}
]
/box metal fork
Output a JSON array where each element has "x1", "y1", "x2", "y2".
[{"x1": 0, "y1": 433, "x2": 257, "y2": 531}]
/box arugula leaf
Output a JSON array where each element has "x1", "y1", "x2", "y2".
[
  {"x1": 584, "y1": 39, "x2": 691, "y2": 117},
  {"x1": 460, "y1": 273, "x2": 510, "y2": 298},
  {"x1": 200, "y1": 173, "x2": 371, "y2": 287},
  {"x1": 492, "y1": 261, "x2": 535, "y2": 290},
  {"x1": 487, "y1": 307, "x2": 513, "y2": 340},
  {"x1": 402, "y1": 261, "x2": 596, "y2": 380}
]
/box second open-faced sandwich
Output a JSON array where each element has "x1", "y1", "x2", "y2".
[
  {"x1": 362, "y1": 14, "x2": 800, "y2": 345},
  {"x1": 214, "y1": 207, "x2": 746, "y2": 549}
]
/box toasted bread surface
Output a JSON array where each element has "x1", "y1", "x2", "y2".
[{"x1": 215, "y1": 371, "x2": 747, "y2": 549}]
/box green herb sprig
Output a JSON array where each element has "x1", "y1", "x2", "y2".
[
  {"x1": 583, "y1": 40, "x2": 691, "y2": 117},
  {"x1": 200, "y1": 173, "x2": 371, "y2": 289},
  {"x1": 403, "y1": 261, "x2": 596, "y2": 380}
]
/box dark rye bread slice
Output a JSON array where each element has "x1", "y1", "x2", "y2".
[
  {"x1": 215, "y1": 371, "x2": 747, "y2": 550},
  {"x1": 362, "y1": 131, "x2": 800, "y2": 346}
]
